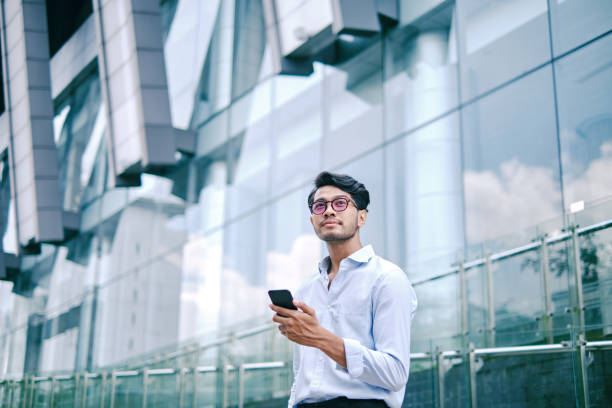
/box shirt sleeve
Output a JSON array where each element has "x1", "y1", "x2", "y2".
[{"x1": 342, "y1": 270, "x2": 417, "y2": 392}]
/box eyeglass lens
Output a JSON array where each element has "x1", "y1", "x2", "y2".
[{"x1": 311, "y1": 198, "x2": 349, "y2": 214}]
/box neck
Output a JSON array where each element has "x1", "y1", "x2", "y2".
[{"x1": 326, "y1": 235, "x2": 363, "y2": 273}]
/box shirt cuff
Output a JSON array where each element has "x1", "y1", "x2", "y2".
[{"x1": 343, "y1": 338, "x2": 364, "y2": 378}]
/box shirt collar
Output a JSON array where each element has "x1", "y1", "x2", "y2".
[{"x1": 317, "y1": 245, "x2": 375, "y2": 274}]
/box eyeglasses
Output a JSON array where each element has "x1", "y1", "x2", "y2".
[{"x1": 309, "y1": 197, "x2": 359, "y2": 215}]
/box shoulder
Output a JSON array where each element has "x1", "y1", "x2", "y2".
[{"x1": 372, "y1": 256, "x2": 410, "y2": 285}]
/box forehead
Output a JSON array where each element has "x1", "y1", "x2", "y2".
[{"x1": 313, "y1": 185, "x2": 350, "y2": 201}]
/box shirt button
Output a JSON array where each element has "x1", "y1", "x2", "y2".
[
  {"x1": 319, "y1": 357, "x2": 323, "y2": 361},
  {"x1": 327, "y1": 305, "x2": 331, "y2": 309}
]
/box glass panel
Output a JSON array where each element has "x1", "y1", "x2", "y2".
[
  {"x1": 53, "y1": 378, "x2": 77, "y2": 408},
  {"x1": 588, "y1": 348, "x2": 612, "y2": 407},
  {"x1": 547, "y1": 240, "x2": 573, "y2": 339},
  {"x1": 462, "y1": 66, "x2": 563, "y2": 256},
  {"x1": 336, "y1": 149, "x2": 385, "y2": 256},
  {"x1": 53, "y1": 70, "x2": 104, "y2": 212},
  {"x1": 220, "y1": 208, "x2": 268, "y2": 328},
  {"x1": 83, "y1": 376, "x2": 103, "y2": 408},
  {"x1": 242, "y1": 366, "x2": 292, "y2": 406},
  {"x1": 266, "y1": 187, "x2": 320, "y2": 295},
  {"x1": 442, "y1": 356, "x2": 469, "y2": 408},
  {"x1": 146, "y1": 373, "x2": 178, "y2": 407},
  {"x1": 475, "y1": 351, "x2": 577, "y2": 407},
  {"x1": 549, "y1": 0, "x2": 612, "y2": 56},
  {"x1": 555, "y1": 33, "x2": 612, "y2": 210},
  {"x1": 491, "y1": 251, "x2": 545, "y2": 346},
  {"x1": 178, "y1": 231, "x2": 223, "y2": 342},
  {"x1": 0, "y1": 154, "x2": 17, "y2": 254},
  {"x1": 579, "y1": 228, "x2": 612, "y2": 339},
  {"x1": 385, "y1": 113, "x2": 463, "y2": 280},
  {"x1": 272, "y1": 63, "x2": 324, "y2": 195},
  {"x1": 385, "y1": 3, "x2": 458, "y2": 138},
  {"x1": 31, "y1": 379, "x2": 52, "y2": 407},
  {"x1": 113, "y1": 374, "x2": 142, "y2": 407},
  {"x1": 323, "y1": 43, "x2": 382, "y2": 169},
  {"x1": 163, "y1": 1, "x2": 221, "y2": 128},
  {"x1": 226, "y1": 80, "x2": 272, "y2": 220},
  {"x1": 456, "y1": 0, "x2": 551, "y2": 102},
  {"x1": 403, "y1": 358, "x2": 435, "y2": 408},
  {"x1": 466, "y1": 265, "x2": 488, "y2": 348},
  {"x1": 412, "y1": 275, "x2": 461, "y2": 352},
  {"x1": 194, "y1": 370, "x2": 218, "y2": 407}
]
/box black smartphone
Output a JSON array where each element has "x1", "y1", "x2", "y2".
[{"x1": 268, "y1": 289, "x2": 298, "y2": 312}]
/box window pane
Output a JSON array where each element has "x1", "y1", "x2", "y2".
[
  {"x1": 324, "y1": 44, "x2": 382, "y2": 169},
  {"x1": 492, "y1": 251, "x2": 544, "y2": 346},
  {"x1": 555, "y1": 34, "x2": 612, "y2": 209},
  {"x1": 267, "y1": 187, "x2": 320, "y2": 294},
  {"x1": 385, "y1": 113, "x2": 463, "y2": 280},
  {"x1": 457, "y1": 0, "x2": 551, "y2": 101},
  {"x1": 412, "y1": 275, "x2": 461, "y2": 352},
  {"x1": 272, "y1": 64, "x2": 324, "y2": 194},
  {"x1": 579, "y1": 227, "x2": 612, "y2": 339},
  {"x1": 549, "y1": 0, "x2": 612, "y2": 56},
  {"x1": 336, "y1": 149, "x2": 385, "y2": 256},
  {"x1": 462, "y1": 66, "x2": 562, "y2": 254},
  {"x1": 385, "y1": 3, "x2": 459, "y2": 138}
]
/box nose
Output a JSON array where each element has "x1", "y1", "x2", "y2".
[{"x1": 323, "y1": 203, "x2": 336, "y2": 216}]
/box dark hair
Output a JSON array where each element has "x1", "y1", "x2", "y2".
[{"x1": 307, "y1": 171, "x2": 370, "y2": 211}]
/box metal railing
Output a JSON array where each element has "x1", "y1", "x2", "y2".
[{"x1": 1, "y1": 340, "x2": 610, "y2": 408}]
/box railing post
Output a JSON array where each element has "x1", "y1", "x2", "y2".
[
  {"x1": 435, "y1": 346, "x2": 445, "y2": 408},
  {"x1": 50, "y1": 376, "x2": 56, "y2": 408},
  {"x1": 576, "y1": 334, "x2": 590, "y2": 408},
  {"x1": 8, "y1": 380, "x2": 14, "y2": 408},
  {"x1": 141, "y1": 368, "x2": 148, "y2": 408},
  {"x1": 485, "y1": 255, "x2": 496, "y2": 347},
  {"x1": 222, "y1": 363, "x2": 228, "y2": 408},
  {"x1": 238, "y1": 364, "x2": 245, "y2": 408},
  {"x1": 100, "y1": 372, "x2": 107, "y2": 408},
  {"x1": 459, "y1": 262, "x2": 468, "y2": 339},
  {"x1": 20, "y1": 376, "x2": 28, "y2": 408},
  {"x1": 570, "y1": 225, "x2": 585, "y2": 330},
  {"x1": 73, "y1": 373, "x2": 80, "y2": 408},
  {"x1": 466, "y1": 343, "x2": 478, "y2": 408},
  {"x1": 178, "y1": 368, "x2": 185, "y2": 408},
  {"x1": 109, "y1": 371, "x2": 116, "y2": 408},
  {"x1": 192, "y1": 350, "x2": 200, "y2": 408},
  {"x1": 81, "y1": 373, "x2": 88, "y2": 408},
  {"x1": 28, "y1": 377, "x2": 35, "y2": 408},
  {"x1": 539, "y1": 236, "x2": 554, "y2": 343}
]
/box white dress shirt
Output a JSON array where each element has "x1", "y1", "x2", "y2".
[{"x1": 289, "y1": 245, "x2": 418, "y2": 408}]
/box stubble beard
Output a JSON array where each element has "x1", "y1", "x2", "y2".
[{"x1": 319, "y1": 228, "x2": 357, "y2": 242}]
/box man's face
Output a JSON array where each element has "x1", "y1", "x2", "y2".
[{"x1": 309, "y1": 185, "x2": 366, "y2": 242}]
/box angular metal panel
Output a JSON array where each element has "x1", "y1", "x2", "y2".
[
  {"x1": 0, "y1": 0, "x2": 64, "y2": 248},
  {"x1": 92, "y1": 0, "x2": 176, "y2": 185}
]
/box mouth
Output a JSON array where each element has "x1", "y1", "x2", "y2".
[{"x1": 321, "y1": 220, "x2": 341, "y2": 227}]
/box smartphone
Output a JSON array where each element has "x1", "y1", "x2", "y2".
[{"x1": 268, "y1": 289, "x2": 298, "y2": 312}]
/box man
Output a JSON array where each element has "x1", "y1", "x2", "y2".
[{"x1": 270, "y1": 172, "x2": 417, "y2": 408}]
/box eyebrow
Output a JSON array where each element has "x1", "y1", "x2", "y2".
[{"x1": 313, "y1": 195, "x2": 349, "y2": 202}]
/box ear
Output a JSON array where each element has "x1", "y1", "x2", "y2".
[
  {"x1": 357, "y1": 209, "x2": 367, "y2": 227},
  {"x1": 310, "y1": 214, "x2": 315, "y2": 227}
]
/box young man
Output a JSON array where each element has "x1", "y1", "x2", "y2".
[{"x1": 270, "y1": 172, "x2": 417, "y2": 408}]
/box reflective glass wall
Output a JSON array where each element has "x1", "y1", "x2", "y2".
[{"x1": 1, "y1": 0, "x2": 612, "y2": 406}]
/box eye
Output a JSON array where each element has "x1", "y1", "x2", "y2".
[
  {"x1": 333, "y1": 199, "x2": 348, "y2": 209},
  {"x1": 312, "y1": 202, "x2": 326, "y2": 213}
]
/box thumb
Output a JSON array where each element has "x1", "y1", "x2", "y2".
[{"x1": 294, "y1": 300, "x2": 315, "y2": 315}]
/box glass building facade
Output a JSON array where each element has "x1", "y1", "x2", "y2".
[{"x1": 0, "y1": 0, "x2": 611, "y2": 406}]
